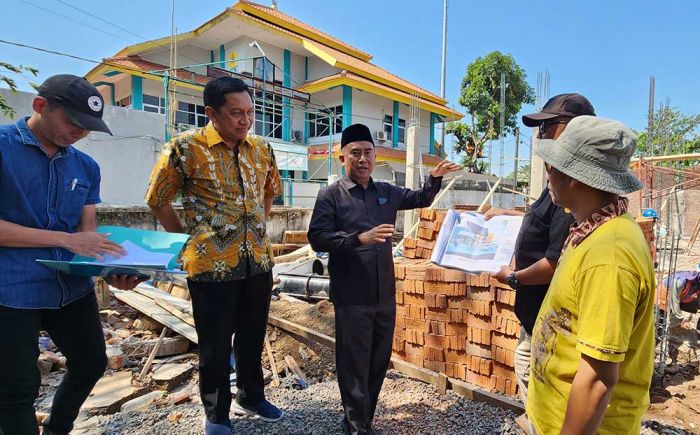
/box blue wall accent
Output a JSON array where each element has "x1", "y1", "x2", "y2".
[
  {"x1": 430, "y1": 113, "x2": 436, "y2": 155},
  {"x1": 104, "y1": 71, "x2": 121, "y2": 77},
  {"x1": 93, "y1": 82, "x2": 115, "y2": 106},
  {"x1": 342, "y1": 85, "x2": 352, "y2": 129},
  {"x1": 210, "y1": 50, "x2": 214, "y2": 65},
  {"x1": 282, "y1": 49, "x2": 291, "y2": 142},
  {"x1": 392, "y1": 101, "x2": 399, "y2": 147},
  {"x1": 304, "y1": 56, "x2": 309, "y2": 81},
  {"x1": 131, "y1": 76, "x2": 143, "y2": 110},
  {"x1": 219, "y1": 45, "x2": 225, "y2": 69}
]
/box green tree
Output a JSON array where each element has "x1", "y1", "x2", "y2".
[
  {"x1": 635, "y1": 106, "x2": 700, "y2": 163},
  {"x1": 1, "y1": 62, "x2": 39, "y2": 118},
  {"x1": 448, "y1": 51, "x2": 534, "y2": 173},
  {"x1": 506, "y1": 163, "x2": 531, "y2": 187}
]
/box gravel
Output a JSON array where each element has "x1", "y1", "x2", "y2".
[{"x1": 96, "y1": 370, "x2": 518, "y2": 434}]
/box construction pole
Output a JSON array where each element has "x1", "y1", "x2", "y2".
[
  {"x1": 499, "y1": 73, "x2": 506, "y2": 180},
  {"x1": 403, "y1": 124, "x2": 420, "y2": 238},
  {"x1": 514, "y1": 128, "x2": 520, "y2": 189},
  {"x1": 439, "y1": 0, "x2": 448, "y2": 149},
  {"x1": 644, "y1": 76, "x2": 655, "y2": 209}
]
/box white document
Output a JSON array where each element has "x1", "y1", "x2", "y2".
[
  {"x1": 430, "y1": 210, "x2": 523, "y2": 273},
  {"x1": 81, "y1": 240, "x2": 174, "y2": 268}
]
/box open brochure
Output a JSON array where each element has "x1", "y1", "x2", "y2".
[
  {"x1": 37, "y1": 226, "x2": 190, "y2": 280},
  {"x1": 430, "y1": 210, "x2": 523, "y2": 274}
]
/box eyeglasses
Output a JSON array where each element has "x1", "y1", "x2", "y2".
[{"x1": 538, "y1": 119, "x2": 570, "y2": 138}]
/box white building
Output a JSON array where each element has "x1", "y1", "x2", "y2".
[{"x1": 86, "y1": 0, "x2": 463, "y2": 189}]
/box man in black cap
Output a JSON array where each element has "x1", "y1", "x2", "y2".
[
  {"x1": 0, "y1": 74, "x2": 141, "y2": 435},
  {"x1": 486, "y1": 93, "x2": 595, "y2": 407},
  {"x1": 308, "y1": 123, "x2": 460, "y2": 434}
]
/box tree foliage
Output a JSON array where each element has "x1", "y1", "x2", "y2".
[
  {"x1": 635, "y1": 106, "x2": 700, "y2": 164},
  {"x1": 0, "y1": 61, "x2": 39, "y2": 118},
  {"x1": 448, "y1": 51, "x2": 534, "y2": 173}
]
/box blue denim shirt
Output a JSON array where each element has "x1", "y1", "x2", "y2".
[{"x1": 0, "y1": 118, "x2": 101, "y2": 309}]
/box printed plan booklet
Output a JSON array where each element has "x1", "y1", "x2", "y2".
[
  {"x1": 430, "y1": 210, "x2": 523, "y2": 273},
  {"x1": 37, "y1": 226, "x2": 190, "y2": 280}
]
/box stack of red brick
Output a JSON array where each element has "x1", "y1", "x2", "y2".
[
  {"x1": 635, "y1": 217, "x2": 656, "y2": 262},
  {"x1": 393, "y1": 209, "x2": 521, "y2": 397},
  {"x1": 403, "y1": 209, "x2": 446, "y2": 259}
]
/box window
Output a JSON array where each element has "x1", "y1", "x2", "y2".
[
  {"x1": 253, "y1": 57, "x2": 274, "y2": 82},
  {"x1": 383, "y1": 115, "x2": 406, "y2": 142},
  {"x1": 398, "y1": 118, "x2": 406, "y2": 143},
  {"x1": 176, "y1": 101, "x2": 207, "y2": 128},
  {"x1": 252, "y1": 85, "x2": 284, "y2": 139},
  {"x1": 383, "y1": 115, "x2": 393, "y2": 137},
  {"x1": 143, "y1": 94, "x2": 165, "y2": 114},
  {"x1": 307, "y1": 106, "x2": 342, "y2": 138}
]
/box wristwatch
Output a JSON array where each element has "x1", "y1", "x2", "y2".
[{"x1": 507, "y1": 272, "x2": 522, "y2": 290}]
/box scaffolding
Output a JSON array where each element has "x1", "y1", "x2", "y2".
[{"x1": 139, "y1": 54, "x2": 340, "y2": 185}]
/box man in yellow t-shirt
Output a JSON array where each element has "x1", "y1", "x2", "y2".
[{"x1": 527, "y1": 116, "x2": 655, "y2": 434}]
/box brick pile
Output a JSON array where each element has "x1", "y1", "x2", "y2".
[
  {"x1": 393, "y1": 209, "x2": 521, "y2": 397},
  {"x1": 635, "y1": 217, "x2": 656, "y2": 262}
]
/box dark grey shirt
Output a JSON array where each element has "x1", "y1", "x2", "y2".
[
  {"x1": 513, "y1": 187, "x2": 574, "y2": 334},
  {"x1": 308, "y1": 175, "x2": 442, "y2": 306}
]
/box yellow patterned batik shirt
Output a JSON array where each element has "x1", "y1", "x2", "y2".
[{"x1": 145, "y1": 122, "x2": 282, "y2": 282}]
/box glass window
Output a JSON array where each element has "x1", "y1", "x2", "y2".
[
  {"x1": 398, "y1": 119, "x2": 406, "y2": 143},
  {"x1": 383, "y1": 115, "x2": 393, "y2": 137},
  {"x1": 307, "y1": 106, "x2": 342, "y2": 138}
]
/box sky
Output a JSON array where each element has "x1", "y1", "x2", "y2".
[{"x1": 2, "y1": 0, "x2": 699, "y2": 177}]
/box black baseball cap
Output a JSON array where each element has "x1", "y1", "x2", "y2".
[
  {"x1": 522, "y1": 93, "x2": 595, "y2": 127},
  {"x1": 37, "y1": 74, "x2": 112, "y2": 135}
]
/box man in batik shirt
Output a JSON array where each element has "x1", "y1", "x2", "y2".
[{"x1": 146, "y1": 77, "x2": 283, "y2": 434}]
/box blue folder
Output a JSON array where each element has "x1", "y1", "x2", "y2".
[{"x1": 37, "y1": 226, "x2": 190, "y2": 279}]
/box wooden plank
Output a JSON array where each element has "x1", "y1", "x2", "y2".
[
  {"x1": 264, "y1": 334, "x2": 281, "y2": 387},
  {"x1": 389, "y1": 357, "x2": 442, "y2": 387},
  {"x1": 133, "y1": 284, "x2": 193, "y2": 314},
  {"x1": 154, "y1": 298, "x2": 195, "y2": 327},
  {"x1": 137, "y1": 327, "x2": 167, "y2": 382},
  {"x1": 267, "y1": 315, "x2": 335, "y2": 348},
  {"x1": 273, "y1": 245, "x2": 314, "y2": 264},
  {"x1": 448, "y1": 377, "x2": 524, "y2": 414},
  {"x1": 282, "y1": 231, "x2": 309, "y2": 244},
  {"x1": 109, "y1": 288, "x2": 198, "y2": 343},
  {"x1": 284, "y1": 355, "x2": 308, "y2": 386}
]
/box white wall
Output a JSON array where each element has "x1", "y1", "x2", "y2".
[
  {"x1": 142, "y1": 45, "x2": 211, "y2": 76},
  {"x1": 306, "y1": 56, "x2": 339, "y2": 81}
]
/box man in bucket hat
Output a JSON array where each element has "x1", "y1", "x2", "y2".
[
  {"x1": 487, "y1": 93, "x2": 595, "y2": 407},
  {"x1": 526, "y1": 116, "x2": 655, "y2": 434}
]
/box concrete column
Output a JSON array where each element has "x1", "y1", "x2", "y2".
[{"x1": 403, "y1": 125, "x2": 420, "y2": 235}]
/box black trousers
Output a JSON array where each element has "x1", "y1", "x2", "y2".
[
  {"x1": 0, "y1": 292, "x2": 107, "y2": 435},
  {"x1": 188, "y1": 271, "x2": 272, "y2": 425},
  {"x1": 334, "y1": 301, "x2": 396, "y2": 435}
]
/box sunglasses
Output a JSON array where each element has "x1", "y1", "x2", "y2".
[{"x1": 538, "y1": 119, "x2": 570, "y2": 138}]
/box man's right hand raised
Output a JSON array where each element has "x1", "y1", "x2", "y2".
[
  {"x1": 62, "y1": 232, "x2": 126, "y2": 261},
  {"x1": 358, "y1": 224, "x2": 395, "y2": 245}
]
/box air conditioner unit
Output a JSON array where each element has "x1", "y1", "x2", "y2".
[
  {"x1": 376, "y1": 131, "x2": 388, "y2": 142},
  {"x1": 292, "y1": 129, "x2": 303, "y2": 142}
]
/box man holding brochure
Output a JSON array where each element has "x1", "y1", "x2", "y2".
[
  {"x1": 0, "y1": 74, "x2": 141, "y2": 435},
  {"x1": 308, "y1": 123, "x2": 460, "y2": 435}
]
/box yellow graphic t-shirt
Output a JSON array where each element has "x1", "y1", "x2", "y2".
[{"x1": 527, "y1": 213, "x2": 655, "y2": 434}]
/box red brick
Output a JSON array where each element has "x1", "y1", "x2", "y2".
[
  {"x1": 425, "y1": 334, "x2": 448, "y2": 349},
  {"x1": 429, "y1": 321, "x2": 447, "y2": 335},
  {"x1": 446, "y1": 322, "x2": 469, "y2": 337}
]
